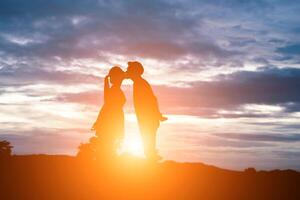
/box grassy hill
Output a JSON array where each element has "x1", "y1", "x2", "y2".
[{"x1": 1, "y1": 155, "x2": 300, "y2": 200}]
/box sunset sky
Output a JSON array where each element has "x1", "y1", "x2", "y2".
[{"x1": 1, "y1": 0, "x2": 300, "y2": 170}]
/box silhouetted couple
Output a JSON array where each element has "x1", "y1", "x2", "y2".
[{"x1": 92, "y1": 61, "x2": 167, "y2": 161}]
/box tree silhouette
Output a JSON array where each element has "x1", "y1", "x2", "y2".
[{"x1": 0, "y1": 140, "x2": 13, "y2": 158}]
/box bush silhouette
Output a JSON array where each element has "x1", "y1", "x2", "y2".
[
  {"x1": 0, "y1": 140, "x2": 13, "y2": 158},
  {"x1": 244, "y1": 167, "x2": 257, "y2": 173},
  {"x1": 77, "y1": 136, "x2": 119, "y2": 161},
  {"x1": 77, "y1": 136, "x2": 98, "y2": 159}
]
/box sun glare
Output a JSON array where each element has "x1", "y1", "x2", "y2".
[
  {"x1": 120, "y1": 133, "x2": 145, "y2": 157},
  {"x1": 119, "y1": 114, "x2": 145, "y2": 157}
]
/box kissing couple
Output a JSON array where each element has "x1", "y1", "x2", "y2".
[{"x1": 91, "y1": 61, "x2": 167, "y2": 161}]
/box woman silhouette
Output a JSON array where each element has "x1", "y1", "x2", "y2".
[{"x1": 92, "y1": 66, "x2": 126, "y2": 156}]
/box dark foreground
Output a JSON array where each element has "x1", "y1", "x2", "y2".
[{"x1": 1, "y1": 155, "x2": 300, "y2": 200}]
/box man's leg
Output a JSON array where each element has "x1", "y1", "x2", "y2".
[{"x1": 141, "y1": 126, "x2": 160, "y2": 160}]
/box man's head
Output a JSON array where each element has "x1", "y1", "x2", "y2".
[{"x1": 126, "y1": 61, "x2": 144, "y2": 81}]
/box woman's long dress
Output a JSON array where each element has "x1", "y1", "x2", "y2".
[{"x1": 94, "y1": 86, "x2": 126, "y2": 151}]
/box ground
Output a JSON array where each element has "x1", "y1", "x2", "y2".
[{"x1": 1, "y1": 155, "x2": 300, "y2": 200}]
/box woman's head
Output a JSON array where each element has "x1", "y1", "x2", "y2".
[{"x1": 108, "y1": 66, "x2": 124, "y2": 85}]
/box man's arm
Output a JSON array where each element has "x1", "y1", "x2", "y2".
[{"x1": 145, "y1": 80, "x2": 167, "y2": 121}]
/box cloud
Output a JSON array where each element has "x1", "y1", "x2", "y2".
[
  {"x1": 177, "y1": 134, "x2": 275, "y2": 148},
  {"x1": 272, "y1": 150, "x2": 300, "y2": 159},
  {"x1": 213, "y1": 133, "x2": 300, "y2": 143},
  {"x1": 276, "y1": 43, "x2": 300, "y2": 55},
  {"x1": 0, "y1": 63, "x2": 99, "y2": 85},
  {"x1": 53, "y1": 90, "x2": 102, "y2": 106},
  {"x1": 154, "y1": 66, "x2": 300, "y2": 116},
  {"x1": 50, "y1": 66, "x2": 300, "y2": 118},
  {"x1": 0, "y1": 0, "x2": 182, "y2": 59},
  {"x1": 0, "y1": 0, "x2": 298, "y2": 84},
  {"x1": 163, "y1": 125, "x2": 276, "y2": 148},
  {"x1": 0, "y1": 0, "x2": 264, "y2": 63}
]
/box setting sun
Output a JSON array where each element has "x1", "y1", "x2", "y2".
[{"x1": 120, "y1": 133, "x2": 145, "y2": 157}]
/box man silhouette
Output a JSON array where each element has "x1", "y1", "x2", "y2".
[{"x1": 126, "y1": 61, "x2": 167, "y2": 160}]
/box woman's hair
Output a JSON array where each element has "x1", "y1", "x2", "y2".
[{"x1": 108, "y1": 66, "x2": 124, "y2": 84}]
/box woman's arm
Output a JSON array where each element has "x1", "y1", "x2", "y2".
[{"x1": 103, "y1": 75, "x2": 110, "y2": 103}]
